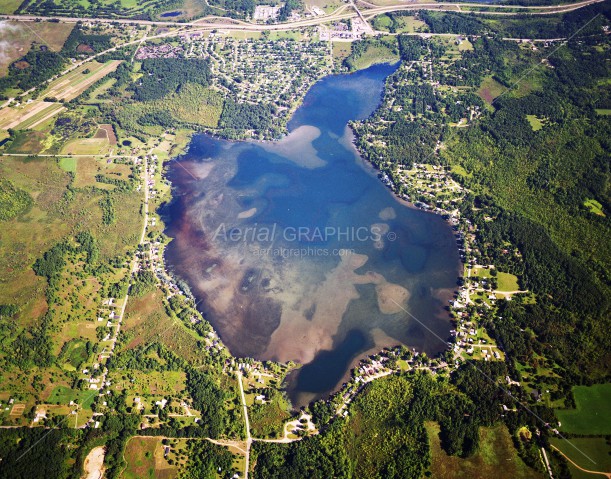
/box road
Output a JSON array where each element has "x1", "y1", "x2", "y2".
[
  {"x1": 550, "y1": 445, "x2": 611, "y2": 479},
  {"x1": 236, "y1": 371, "x2": 252, "y2": 479},
  {"x1": 0, "y1": 0, "x2": 604, "y2": 31}
]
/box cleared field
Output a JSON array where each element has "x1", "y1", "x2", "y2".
[
  {"x1": 478, "y1": 76, "x2": 505, "y2": 105},
  {"x1": 61, "y1": 137, "x2": 110, "y2": 155},
  {"x1": 47, "y1": 386, "x2": 96, "y2": 409},
  {"x1": 0, "y1": 21, "x2": 73, "y2": 74},
  {"x1": 526, "y1": 114, "x2": 546, "y2": 131},
  {"x1": 72, "y1": 156, "x2": 131, "y2": 188},
  {"x1": 426, "y1": 422, "x2": 543, "y2": 479},
  {"x1": 123, "y1": 437, "x2": 179, "y2": 479},
  {"x1": 556, "y1": 384, "x2": 611, "y2": 435}
]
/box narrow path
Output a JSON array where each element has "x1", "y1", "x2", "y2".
[{"x1": 237, "y1": 371, "x2": 251, "y2": 479}]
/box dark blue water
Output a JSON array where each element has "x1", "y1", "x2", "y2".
[
  {"x1": 160, "y1": 10, "x2": 182, "y2": 17},
  {"x1": 163, "y1": 64, "x2": 460, "y2": 406}
]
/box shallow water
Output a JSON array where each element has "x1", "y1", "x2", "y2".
[{"x1": 162, "y1": 63, "x2": 460, "y2": 406}]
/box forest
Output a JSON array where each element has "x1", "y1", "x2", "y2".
[
  {"x1": 130, "y1": 58, "x2": 212, "y2": 101},
  {"x1": 253, "y1": 365, "x2": 549, "y2": 478}
]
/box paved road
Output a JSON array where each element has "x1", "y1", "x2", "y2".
[{"x1": 0, "y1": 0, "x2": 604, "y2": 31}]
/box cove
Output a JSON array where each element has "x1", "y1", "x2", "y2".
[{"x1": 162, "y1": 63, "x2": 461, "y2": 406}]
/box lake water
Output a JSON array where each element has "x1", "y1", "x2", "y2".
[
  {"x1": 162, "y1": 63, "x2": 460, "y2": 406},
  {"x1": 160, "y1": 10, "x2": 182, "y2": 17}
]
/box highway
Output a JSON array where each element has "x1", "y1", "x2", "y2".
[{"x1": 0, "y1": 0, "x2": 605, "y2": 33}]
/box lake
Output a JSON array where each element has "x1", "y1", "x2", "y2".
[{"x1": 162, "y1": 63, "x2": 461, "y2": 406}]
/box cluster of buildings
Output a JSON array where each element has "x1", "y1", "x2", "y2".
[{"x1": 135, "y1": 43, "x2": 184, "y2": 60}]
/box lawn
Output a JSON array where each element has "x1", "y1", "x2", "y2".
[
  {"x1": 550, "y1": 437, "x2": 611, "y2": 479},
  {"x1": 426, "y1": 422, "x2": 543, "y2": 479},
  {"x1": 47, "y1": 386, "x2": 96, "y2": 409},
  {"x1": 556, "y1": 384, "x2": 611, "y2": 435}
]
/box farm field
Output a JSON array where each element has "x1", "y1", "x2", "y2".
[
  {"x1": 426, "y1": 422, "x2": 543, "y2": 479},
  {"x1": 44, "y1": 60, "x2": 123, "y2": 102},
  {"x1": 556, "y1": 384, "x2": 611, "y2": 435},
  {"x1": 0, "y1": 61, "x2": 121, "y2": 131}
]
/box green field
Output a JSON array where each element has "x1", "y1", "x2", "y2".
[
  {"x1": 526, "y1": 114, "x2": 545, "y2": 131},
  {"x1": 345, "y1": 39, "x2": 399, "y2": 71},
  {"x1": 496, "y1": 272, "x2": 520, "y2": 291},
  {"x1": 556, "y1": 384, "x2": 611, "y2": 435},
  {"x1": 584, "y1": 198, "x2": 605, "y2": 216},
  {"x1": 0, "y1": 0, "x2": 23, "y2": 13},
  {"x1": 58, "y1": 157, "x2": 77, "y2": 173},
  {"x1": 426, "y1": 422, "x2": 543, "y2": 479},
  {"x1": 550, "y1": 437, "x2": 611, "y2": 479}
]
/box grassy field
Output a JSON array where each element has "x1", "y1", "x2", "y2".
[
  {"x1": 345, "y1": 39, "x2": 399, "y2": 71},
  {"x1": 47, "y1": 386, "x2": 96, "y2": 409},
  {"x1": 109, "y1": 370, "x2": 186, "y2": 397},
  {"x1": 61, "y1": 137, "x2": 110, "y2": 155},
  {"x1": 0, "y1": 21, "x2": 73, "y2": 74},
  {"x1": 426, "y1": 422, "x2": 543, "y2": 479},
  {"x1": 332, "y1": 42, "x2": 352, "y2": 63},
  {"x1": 550, "y1": 437, "x2": 611, "y2": 479},
  {"x1": 121, "y1": 290, "x2": 207, "y2": 367},
  {"x1": 556, "y1": 384, "x2": 611, "y2": 435},
  {"x1": 496, "y1": 272, "x2": 519, "y2": 291},
  {"x1": 0, "y1": 0, "x2": 23, "y2": 13},
  {"x1": 71, "y1": 156, "x2": 132, "y2": 188}
]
